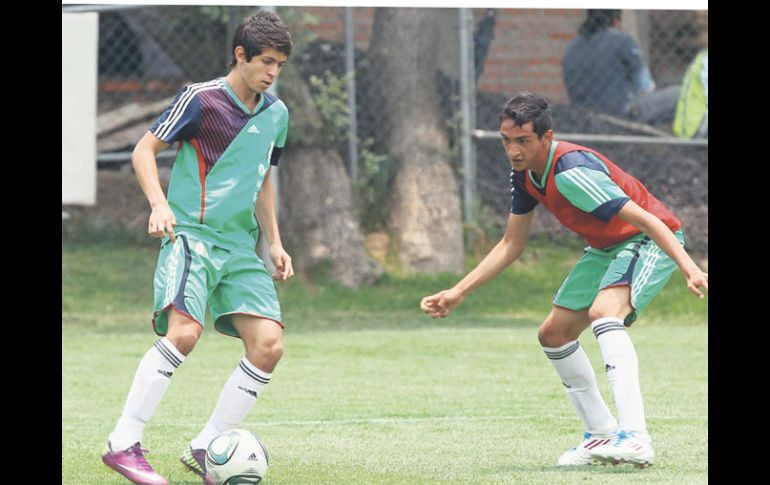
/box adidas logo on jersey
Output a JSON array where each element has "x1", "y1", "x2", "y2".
[{"x1": 248, "y1": 125, "x2": 260, "y2": 134}]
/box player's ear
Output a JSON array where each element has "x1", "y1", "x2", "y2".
[
  {"x1": 234, "y1": 46, "x2": 246, "y2": 64},
  {"x1": 542, "y1": 129, "x2": 554, "y2": 143}
]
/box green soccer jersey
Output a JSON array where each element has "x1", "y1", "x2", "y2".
[{"x1": 150, "y1": 78, "x2": 289, "y2": 249}]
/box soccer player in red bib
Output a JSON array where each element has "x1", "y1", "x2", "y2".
[{"x1": 420, "y1": 91, "x2": 707, "y2": 468}]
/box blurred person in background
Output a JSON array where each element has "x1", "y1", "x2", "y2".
[
  {"x1": 562, "y1": 9, "x2": 679, "y2": 126},
  {"x1": 673, "y1": 13, "x2": 708, "y2": 138}
]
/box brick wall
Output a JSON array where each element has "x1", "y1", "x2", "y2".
[
  {"x1": 474, "y1": 9, "x2": 582, "y2": 102},
  {"x1": 300, "y1": 7, "x2": 582, "y2": 102},
  {"x1": 296, "y1": 7, "x2": 375, "y2": 51}
]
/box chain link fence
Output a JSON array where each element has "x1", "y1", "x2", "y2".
[{"x1": 68, "y1": 5, "x2": 707, "y2": 256}]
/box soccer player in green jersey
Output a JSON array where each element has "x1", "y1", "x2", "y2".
[
  {"x1": 421, "y1": 92, "x2": 707, "y2": 468},
  {"x1": 102, "y1": 12, "x2": 293, "y2": 485}
]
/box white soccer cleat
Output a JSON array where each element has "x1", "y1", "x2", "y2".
[
  {"x1": 589, "y1": 430, "x2": 655, "y2": 468},
  {"x1": 557, "y1": 432, "x2": 615, "y2": 466}
]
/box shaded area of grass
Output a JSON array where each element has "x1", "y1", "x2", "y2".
[{"x1": 63, "y1": 239, "x2": 708, "y2": 334}]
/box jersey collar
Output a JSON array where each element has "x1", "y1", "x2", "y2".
[{"x1": 221, "y1": 77, "x2": 265, "y2": 116}]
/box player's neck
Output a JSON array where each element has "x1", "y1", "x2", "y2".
[
  {"x1": 530, "y1": 150, "x2": 550, "y2": 179},
  {"x1": 225, "y1": 72, "x2": 261, "y2": 112}
]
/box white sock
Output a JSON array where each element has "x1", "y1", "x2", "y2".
[
  {"x1": 543, "y1": 340, "x2": 617, "y2": 436},
  {"x1": 189, "y1": 357, "x2": 272, "y2": 450},
  {"x1": 591, "y1": 317, "x2": 647, "y2": 434},
  {"x1": 109, "y1": 338, "x2": 185, "y2": 450}
]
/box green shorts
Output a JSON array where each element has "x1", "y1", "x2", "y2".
[
  {"x1": 151, "y1": 231, "x2": 282, "y2": 338},
  {"x1": 553, "y1": 229, "x2": 685, "y2": 325}
]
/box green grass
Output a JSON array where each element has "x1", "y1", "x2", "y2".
[
  {"x1": 62, "y1": 240, "x2": 707, "y2": 333},
  {"x1": 62, "y1": 242, "x2": 708, "y2": 484}
]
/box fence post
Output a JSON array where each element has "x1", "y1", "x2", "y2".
[
  {"x1": 458, "y1": 8, "x2": 477, "y2": 247},
  {"x1": 344, "y1": 7, "x2": 359, "y2": 183}
]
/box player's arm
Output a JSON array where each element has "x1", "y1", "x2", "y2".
[
  {"x1": 255, "y1": 167, "x2": 294, "y2": 281},
  {"x1": 132, "y1": 131, "x2": 176, "y2": 243},
  {"x1": 420, "y1": 211, "x2": 534, "y2": 318},
  {"x1": 618, "y1": 200, "x2": 708, "y2": 298}
]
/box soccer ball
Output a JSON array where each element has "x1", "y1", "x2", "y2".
[{"x1": 205, "y1": 429, "x2": 269, "y2": 485}]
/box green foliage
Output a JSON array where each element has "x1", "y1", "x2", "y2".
[
  {"x1": 309, "y1": 71, "x2": 352, "y2": 144},
  {"x1": 306, "y1": 70, "x2": 392, "y2": 231},
  {"x1": 355, "y1": 138, "x2": 391, "y2": 231}
]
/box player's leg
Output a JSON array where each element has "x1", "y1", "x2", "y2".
[
  {"x1": 587, "y1": 231, "x2": 683, "y2": 467},
  {"x1": 545, "y1": 248, "x2": 622, "y2": 465},
  {"x1": 182, "y1": 318, "x2": 281, "y2": 484},
  {"x1": 103, "y1": 310, "x2": 204, "y2": 485},
  {"x1": 182, "y1": 250, "x2": 282, "y2": 483},
  {"x1": 193, "y1": 317, "x2": 282, "y2": 447},
  {"x1": 539, "y1": 305, "x2": 618, "y2": 466},
  {"x1": 103, "y1": 235, "x2": 211, "y2": 485},
  {"x1": 585, "y1": 285, "x2": 654, "y2": 466}
]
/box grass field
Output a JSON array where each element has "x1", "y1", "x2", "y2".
[{"x1": 62, "y1": 241, "x2": 708, "y2": 484}]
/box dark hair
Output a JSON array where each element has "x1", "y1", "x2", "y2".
[
  {"x1": 579, "y1": 9, "x2": 621, "y2": 37},
  {"x1": 499, "y1": 91, "x2": 552, "y2": 138},
  {"x1": 230, "y1": 11, "x2": 293, "y2": 67}
]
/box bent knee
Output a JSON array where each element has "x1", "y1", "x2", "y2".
[
  {"x1": 248, "y1": 336, "x2": 284, "y2": 364},
  {"x1": 166, "y1": 316, "x2": 203, "y2": 355},
  {"x1": 266, "y1": 339, "x2": 284, "y2": 362},
  {"x1": 166, "y1": 329, "x2": 201, "y2": 355},
  {"x1": 538, "y1": 322, "x2": 572, "y2": 348}
]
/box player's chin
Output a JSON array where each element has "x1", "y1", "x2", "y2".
[{"x1": 254, "y1": 81, "x2": 272, "y2": 93}]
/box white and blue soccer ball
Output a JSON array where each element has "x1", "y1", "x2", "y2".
[{"x1": 205, "y1": 428, "x2": 269, "y2": 485}]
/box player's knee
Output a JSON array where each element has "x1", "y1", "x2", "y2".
[
  {"x1": 248, "y1": 336, "x2": 283, "y2": 365},
  {"x1": 166, "y1": 322, "x2": 202, "y2": 355},
  {"x1": 170, "y1": 331, "x2": 200, "y2": 355},
  {"x1": 264, "y1": 337, "x2": 284, "y2": 362},
  {"x1": 538, "y1": 322, "x2": 565, "y2": 348}
]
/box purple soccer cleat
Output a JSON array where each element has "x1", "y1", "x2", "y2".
[
  {"x1": 102, "y1": 442, "x2": 169, "y2": 485},
  {"x1": 180, "y1": 445, "x2": 216, "y2": 485}
]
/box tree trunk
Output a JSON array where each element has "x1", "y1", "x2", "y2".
[
  {"x1": 277, "y1": 64, "x2": 383, "y2": 288},
  {"x1": 367, "y1": 8, "x2": 464, "y2": 273}
]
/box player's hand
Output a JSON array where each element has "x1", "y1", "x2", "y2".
[
  {"x1": 148, "y1": 202, "x2": 176, "y2": 243},
  {"x1": 685, "y1": 268, "x2": 708, "y2": 299},
  {"x1": 269, "y1": 244, "x2": 294, "y2": 281},
  {"x1": 420, "y1": 289, "x2": 465, "y2": 318}
]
